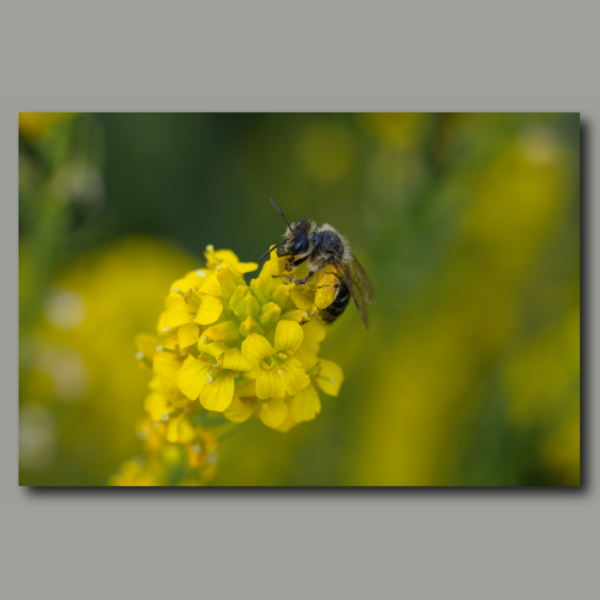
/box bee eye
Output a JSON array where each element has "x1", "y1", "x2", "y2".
[{"x1": 292, "y1": 238, "x2": 309, "y2": 253}]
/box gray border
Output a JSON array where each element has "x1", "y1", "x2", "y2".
[{"x1": 2, "y1": 2, "x2": 595, "y2": 597}]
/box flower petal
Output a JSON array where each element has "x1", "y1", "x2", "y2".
[
  {"x1": 177, "y1": 356, "x2": 210, "y2": 400},
  {"x1": 166, "y1": 414, "x2": 185, "y2": 443},
  {"x1": 291, "y1": 383, "x2": 321, "y2": 422},
  {"x1": 197, "y1": 337, "x2": 227, "y2": 360},
  {"x1": 153, "y1": 351, "x2": 183, "y2": 378},
  {"x1": 135, "y1": 333, "x2": 160, "y2": 359},
  {"x1": 224, "y1": 395, "x2": 253, "y2": 423},
  {"x1": 201, "y1": 273, "x2": 223, "y2": 296},
  {"x1": 274, "y1": 320, "x2": 304, "y2": 354},
  {"x1": 200, "y1": 374, "x2": 235, "y2": 412},
  {"x1": 165, "y1": 296, "x2": 197, "y2": 327},
  {"x1": 241, "y1": 334, "x2": 275, "y2": 368},
  {"x1": 177, "y1": 322, "x2": 200, "y2": 348},
  {"x1": 256, "y1": 368, "x2": 286, "y2": 400},
  {"x1": 280, "y1": 356, "x2": 310, "y2": 396},
  {"x1": 144, "y1": 392, "x2": 170, "y2": 422},
  {"x1": 259, "y1": 397, "x2": 288, "y2": 429},
  {"x1": 317, "y1": 359, "x2": 344, "y2": 396},
  {"x1": 295, "y1": 344, "x2": 318, "y2": 371},
  {"x1": 194, "y1": 295, "x2": 223, "y2": 325},
  {"x1": 222, "y1": 347, "x2": 253, "y2": 372},
  {"x1": 289, "y1": 287, "x2": 314, "y2": 311},
  {"x1": 302, "y1": 317, "x2": 326, "y2": 343},
  {"x1": 268, "y1": 247, "x2": 286, "y2": 276}
]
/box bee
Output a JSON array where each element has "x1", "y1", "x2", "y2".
[{"x1": 260, "y1": 198, "x2": 374, "y2": 329}]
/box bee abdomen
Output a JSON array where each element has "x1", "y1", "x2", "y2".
[{"x1": 320, "y1": 281, "x2": 351, "y2": 324}]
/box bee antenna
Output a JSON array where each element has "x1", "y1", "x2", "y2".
[
  {"x1": 259, "y1": 240, "x2": 284, "y2": 263},
  {"x1": 270, "y1": 198, "x2": 291, "y2": 228}
]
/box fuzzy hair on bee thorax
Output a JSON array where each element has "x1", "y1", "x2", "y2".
[{"x1": 305, "y1": 223, "x2": 352, "y2": 271}]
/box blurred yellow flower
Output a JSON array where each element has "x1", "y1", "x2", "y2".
[{"x1": 19, "y1": 112, "x2": 75, "y2": 142}]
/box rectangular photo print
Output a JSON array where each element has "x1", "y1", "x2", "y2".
[{"x1": 18, "y1": 112, "x2": 580, "y2": 486}]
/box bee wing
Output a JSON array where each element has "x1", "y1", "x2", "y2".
[
  {"x1": 347, "y1": 253, "x2": 375, "y2": 304},
  {"x1": 332, "y1": 253, "x2": 374, "y2": 330}
]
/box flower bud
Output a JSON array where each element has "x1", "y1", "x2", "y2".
[
  {"x1": 229, "y1": 285, "x2": 249, "y2": 316},
  {"x1": 239, "y1": 316, "x2": 265, "y2": 337},
  {"x1": 217, "y1": 267, "x2": 246, "y2": 299},
  {"x1": 250, "y1": 277, "x2": 270, "y2": 305},
  {"x1": 241, "y1": 291, "x2": 261, "y2": 319},
  {"x1": 271, "y1": 283, "x2": 290, "y2": 307},
  {"x1": 259, "y1": 301, "x2": 281, "y2": 326}
]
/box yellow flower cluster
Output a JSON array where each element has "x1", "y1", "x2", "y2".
[{"x1": 114, "y1": 246, "x2": 344, "y2": 484}]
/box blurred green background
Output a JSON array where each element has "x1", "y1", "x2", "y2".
[{"x1": 19, "y1": 112, "x2": 580, "y2": 486}]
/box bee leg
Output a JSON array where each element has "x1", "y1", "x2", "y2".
[
  {"x1": 288, "y1": 256, "x2": 309, "y2": 270},
  {"x1": 293, "y1": 271, "x2": 315, "y2": 286},
  {"x1": 272, "y1": 256, "x2": 309, "y2": 279}
]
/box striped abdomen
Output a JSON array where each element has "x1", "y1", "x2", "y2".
[{"x1": 320, "y1": 280, "x2": 351, "y2": 324}]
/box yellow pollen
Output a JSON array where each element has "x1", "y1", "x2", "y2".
[
  {"x1": 202, "y1": 335, "x2": 208, "y2": 342},
  {"x1": 331, "y1": 377, "x2": 336, "y2": 384},
  {"x1": 173, "y1": 286, "x2": 180, "y2": 293},
  {"x1": 195, "y1": 269, "x2": 207, "y2": 277},
  {"x1": 262, "y1": 404, "x2": 269, "y2": 411},
  {"x1": 206, "y1": 244, "x2": 214, "y2": 251},
  {"x1": 156, "y1": 345, "x2": 164, "y2": 352},
  {"x1": 206, "y1": 375, "x2": 213, "y2": 383},
  {"x1": 216, "y1": 265, "x2": 222, "y2": 271},
  {"x1": 135, "y1": 352, "x2": 143, "y2": 360},
  {"x1": 161, "y1": 327, "x2": 170, "y2": 332},
  {"x1": 302, "y1": 312, "x2": 308, "y2": 318},
  {"x1": 161, "y1": 413, "x2": 169, "y2": 421},
  {"x1": 277, "y1": 370, "x2": 284, "y2": 376},
  {"x1": 191, "y1": 444, "x2": 201, "y2": 454}
]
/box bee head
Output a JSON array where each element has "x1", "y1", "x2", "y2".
[
  {"x1": 280, "y1": 220, "x2": 314, "y2": 257},
  {"x1": 259, "y1": 199, "x2": 315, "y2": 262}
]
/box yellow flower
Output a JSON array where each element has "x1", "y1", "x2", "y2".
[
  {"x1": 290, "y1": 358, "x2": 344, "y2": 423},
  {"x1": 178, "y1": 348, "x2": 252, "y2": 411},
  {"x1": 204, "y1": 246, "x2": 258, "y2": 277},
  {"x1": 242, "y1": 320, "x2": 311, "y2": 399},
  {"x1": 19, "y1": 112, "x2": 75, "y2": 142},
  {"x1": 115, "y1": 246, "x2": 346, "y2": 486},
  {"x1": 109, "y1": 458, "x2": 164, "y2": 486}
]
